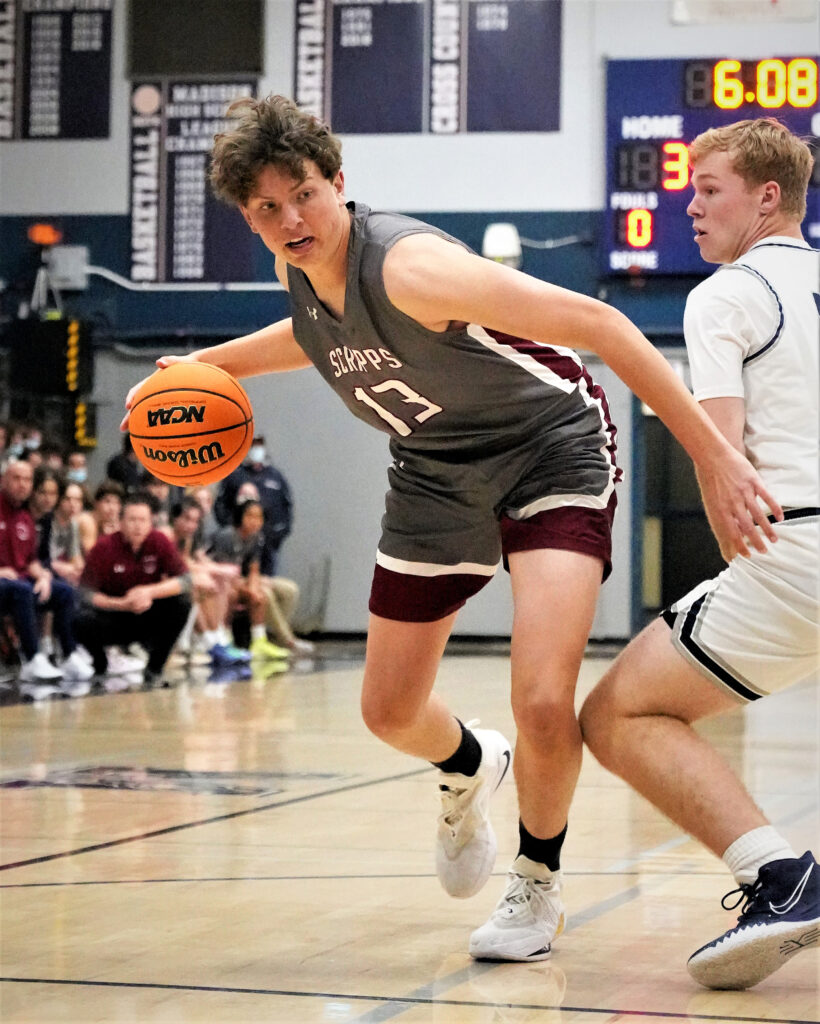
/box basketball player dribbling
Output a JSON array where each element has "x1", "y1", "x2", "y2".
[
  {"x1": 581, "y1": 119, "x2": 819, "y2": 988},
  {"x1": 124, "y1": 96, "x2": 781, "y2": 963}
]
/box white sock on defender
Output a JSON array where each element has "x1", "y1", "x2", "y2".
[{"x1": 722, "y1": 826, "x2": 797, "y2": 885}]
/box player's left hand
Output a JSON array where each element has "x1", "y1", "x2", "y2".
[
  {"x1": 120, "y1": 354, "x2": 198, "y2": 431},
  {"x1": 696, "y1": 448, "x2": 783, "y2": 561}
]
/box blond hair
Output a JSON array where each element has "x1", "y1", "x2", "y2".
[{"x1": 688, "y1": 118, "x2": 813, "y2": 220}]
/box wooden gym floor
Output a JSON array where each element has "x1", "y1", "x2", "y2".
[{"x1": 0, "y1": 641, "x2": 817, "y2": 1023}]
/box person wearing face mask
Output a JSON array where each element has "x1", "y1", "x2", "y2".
[
  {"x1": 65, "y1": 449, "x2": 89, "y2": 485},
  {"x1": 23, "y1": 426, "x2": 42, "y2": 454},
  {"x1": 214, "y1": 435, "x2": 292, "y2": 577}
]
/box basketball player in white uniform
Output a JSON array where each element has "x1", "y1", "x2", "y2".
[
  {"x1": 124, "y1": 98, "x2": 780, "y2": 964},
  {"x1": 581, "y1": 118, "x2": 819, "y2": 989}
]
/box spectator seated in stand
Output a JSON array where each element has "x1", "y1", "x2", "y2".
[
  {"x1": 209, "y1": 498, "x2": 312, "y2": 660},
  {"x1": 29, "y1": 466, "x2": 80, "y2": 662},
  {"x1": 75, "y1": 492, "x2": 192, "y2": 688},
  {"x1": 214, "y1": 436, "x2": 292, "y2": 577},
  {"x1": 162, "y1": 497, "x2": 245, "y2": 669},
  {"x1": 187, "y1": 484, "x2": 220, "y2": 552},
  {"x1": 29, "y1": 466, "x2": 63, "y2": 555},
  {"x1": 0, "y1": 460, "x2": 94, "y2": 698},
  {"x1": 45, "y1": 479, "x2": 87, "y2": 588},
  {"x1": 78, "y1": 480, "x2": 124, "y2": 557}
]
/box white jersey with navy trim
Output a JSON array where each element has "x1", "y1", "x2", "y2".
[
  {"x1": 669, "y1": 236, "x2": 819, "y2": 701},
  {"x1": 683, "y1": 236, "x2": 820, "y2": 508}
]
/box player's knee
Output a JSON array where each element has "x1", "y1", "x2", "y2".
[
  {"x1": 578, "y1": 684, "x2": 613, "y2": 759},
  {"x1": 512, "y1": 688, "x2": 576, "y2": 743},
  {"x1": 360, "y1": 689, "x2": 417, "y2": 740}
]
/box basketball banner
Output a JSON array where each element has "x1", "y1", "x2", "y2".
[
  {"x1": 0, "y1": 0, "x2": 112, "y2": 140},
  {"x1": 293, "y1": 0, "x2": 562, "y2": 134},
  {"x1": 128, "y1": 79, "x2": 258, "y2": 284}
]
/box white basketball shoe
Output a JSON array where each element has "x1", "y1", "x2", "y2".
[
  {"x1": 435, "y1": 726, "x2": 511, "y2": 899},
  {"x1": 469, "y1": 854, "x2": 566, "y2": 961}
]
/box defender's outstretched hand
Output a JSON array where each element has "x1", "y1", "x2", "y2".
[{"x1": 696, "y1": 447, "x2": 783, "y2": 562}]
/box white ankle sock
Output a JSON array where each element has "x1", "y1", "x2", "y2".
[
  {"x1": 202, "y1": 630, "x2": 221, "y2": 648},
  {"x1": 251, "y1": 624, "x2": 266, "y2": 641},
  {"x1": 722, "y1": 826, "x2": 797, "y2": 885}
]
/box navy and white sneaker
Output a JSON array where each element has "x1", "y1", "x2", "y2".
[{"x1": 688, "y1": 850, "x2": 819, "y2": 990}]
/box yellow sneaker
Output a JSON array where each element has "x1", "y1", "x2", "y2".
[{"x1": 250, "y1": 635, "x2": 291, "y2": 661}]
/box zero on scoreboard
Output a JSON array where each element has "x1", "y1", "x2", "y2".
[{"x1": 604, "y1": 57, "x2": 820, "y2": 276}]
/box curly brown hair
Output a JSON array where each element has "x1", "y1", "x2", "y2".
[{"x1": 210, "y1": 95, "x2": 343, "y2": 207}]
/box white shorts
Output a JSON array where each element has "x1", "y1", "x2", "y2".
[{"x1": 663, "y1": 509, "x2": 819, "y2": 702}]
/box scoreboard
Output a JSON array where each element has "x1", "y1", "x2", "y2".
[{"x1": 604, "y1": 57, "x2": 820, "y2": 275}]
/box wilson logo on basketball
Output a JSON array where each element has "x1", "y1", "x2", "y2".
[
  {"x1": 129, "y1": 362, "x2": 254, "y2": 485},
  {"x1": 146, "y1": 405, "x2": 206, "y2": 427},
  {"x1": 140, "y1": 441, "x2": 224, "y2": 469}
]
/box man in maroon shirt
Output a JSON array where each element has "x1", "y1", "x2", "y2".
[
  {"x1": 0, "y1": 460, "x2": 94, "y2": 695},
  {"x1": 76, "y1": 491, "x2": 192, "y2": 684}
]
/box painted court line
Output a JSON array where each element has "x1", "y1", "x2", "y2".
[
  {"x1": 0, "y1": 766, "x2": 432, "y2": 872},
  {"x1": 0, "y1": 979, "x2": 814, "y2": 1024}
]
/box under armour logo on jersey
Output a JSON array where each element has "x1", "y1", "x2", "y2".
[{"x1": 307, "y1": 307, "x2": 318, "y2": 320}]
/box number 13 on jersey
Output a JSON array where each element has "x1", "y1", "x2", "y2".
[{"x1": 353, "y1": 379, "x2": 443, "y2": 437}]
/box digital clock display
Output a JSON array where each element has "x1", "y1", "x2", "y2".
[{"x1": 604, "y1": 58, "x2": 820, "y2": 276}]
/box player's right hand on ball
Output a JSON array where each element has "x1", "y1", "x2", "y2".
[{"x1": 119, "y1": 354, "x2": 198, "y2": 432}]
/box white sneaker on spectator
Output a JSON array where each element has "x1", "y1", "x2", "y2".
[
  {"x1": 74, "y1": 645, "x2": 94, "y2": 666},
  {"x1": 61, "y1": 650, "x2": 95, "y2": 683},
  {"x1": 107, "y1": 650, "x2": 148, "y2": 676},
  {"x1": 19, "y1": 651, "x2": 63, "y2": 682},
  {"x1": 104, "y1": 672, "x2": 142, "y2": 693},
  {"x1": 58, "y1": 677, "x2": 93, "y2": 698},
  {"x1": 19, "y1": 680, "x2": 61, "y2": 700},
  {"x1": 127, "y1": 643, "x2": 149, "y2": 666},
  {"x1": 185, "y1": 634, "x2": 213, "y2": 666}
]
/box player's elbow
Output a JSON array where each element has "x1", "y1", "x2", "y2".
[{"x1": 578, "y1": 302, "x2": 636, "y2": 357}]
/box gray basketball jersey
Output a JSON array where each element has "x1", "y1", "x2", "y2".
[{"x1": 287, "y1": 203, "x2": 615, "y2": 477}]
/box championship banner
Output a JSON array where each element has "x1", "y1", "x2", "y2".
[
  {"x1": 0, "y1": 0, "x2": 112, "y2": 140},
  {"x1": 129, "y1": 80, "x2": 257, "y2": 284},
  {"x1": 294, "y1": 0, "x2": 561, "y2": 134}
]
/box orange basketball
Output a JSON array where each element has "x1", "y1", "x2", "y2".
[{"x1": 128, "y1": 362, "x2": 254, "y2": 486}]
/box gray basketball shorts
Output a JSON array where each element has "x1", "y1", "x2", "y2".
[
  {"x1": 662, "y1": 509, "x2": 819, "y2": 701},
  {"x1": 369, "y1": 431, "x2": 620, "y2": 623}
]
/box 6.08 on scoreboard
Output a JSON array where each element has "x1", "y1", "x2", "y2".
[{"x1": 604, "y1": 57, "x2": 820, "y2": 276}]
